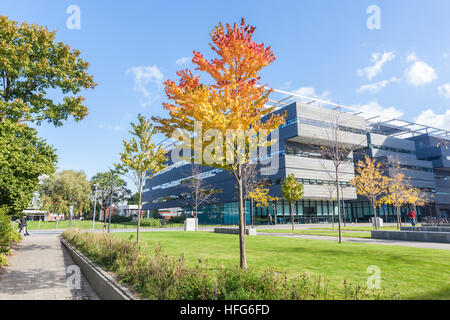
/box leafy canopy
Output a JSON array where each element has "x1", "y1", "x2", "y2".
[
  {"x1": 249, "y1": 187, "x2": 278, "y2": 208},
  {"x1": 379, "y1": 173, "x2": 410, "y2": 208},
  {"x1": 351, "y1": 155, "x2": 389, "y2": 205},
  {"x1": 0, "y1": 15, "x2": 96, "y2": 126},
  {"x1": 90, "y1": 171, "x2": 130, "y2": 211},
  {"x1": 116, "y1": 114, "x2": 167, "y2": 188},
  {"x1": 0, "y1": 120, "x2": 57, "y2": 215},
  {"x1": 281, "y1": 174, "x2": 304, "y2": 204},
  {"x1": 40, "y1": 170, "x2": 91, "y2": 216},
  {"x1": 152, "y1": 18, "x2": 285, "y2": 170}
]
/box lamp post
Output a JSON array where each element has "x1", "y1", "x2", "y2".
[
  {"x1": 92, "y1": 184, "x2": 98, "y2": 230},
  {"x1": 69, "y1": 201, "x2": 74, "y2": 228},
  {"x1": 107, "y1": 170, "x2": 114, "y2": 233}
]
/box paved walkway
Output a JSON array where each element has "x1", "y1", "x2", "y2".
[
  {"x1": 0, "y1": 234, "x2": 99, "y2": 300},
  {"x1": 257, "y1": 232, "x2": 450, "y2": 250}
]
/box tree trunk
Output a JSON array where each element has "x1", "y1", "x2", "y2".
[
  {"x1": 137, "y1": 180, "x2": 142, "y2": 243},
  {"x1": 372, "y1": 202, "x2": 378, "y2": 231},
  {"x1": 335, "y1": 172, "x2": 342, "y2": 243},
  {"x1": 195, "y1": 205, "x2": 198, "y2": 231},
  {"x1": 330, "y1": 200, "x2": 335, "y2": 228},
  {"x1": 236, "y1": 170, "x2": 247, "y2": 269},
  {"x1": 396, "y1": 204, "x2": 400, "y2": 230},
  {"x1": 103, "y1": 208, "x2": 107, "y2": 233},
  {"x1": 290, "y1": 202, "x2": 295, "y2": 230}
]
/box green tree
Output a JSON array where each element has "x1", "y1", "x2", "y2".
[
  {"x1": 40, "y1": 170, "x2": 91, "y2": 218},
  {"x1": 281, "y1": 174, "x2": 304, "y2": 230},
  {"x1": 127, "y1": 193, "x2": 140, "y2": 205},
  {"x1": 0, "y1": 15, "x2": 96, "y2": 126},
  {"x1": 90, "y1": 171, "x2": 131, "y2": 228},
  {"x1": 116, "y1": 115, "x2": 167, "y2": 243},
  {"x1": 0, "y1": 120, "x2": 57, "y2": 215},
  {"x1": 351, "y1": 155, "x2": 389, "y2": 231}
]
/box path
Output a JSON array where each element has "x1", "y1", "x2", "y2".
[
  {"x1": 0, "y1": 234, "x2": 99, "y2": 300},
  {"x1": 257, "y1": 232, "x2": 450, "y2": 250}
]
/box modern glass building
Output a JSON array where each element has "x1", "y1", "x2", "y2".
[{"x1": 143, "y1": 88, "x2": 450, "y2": 224}]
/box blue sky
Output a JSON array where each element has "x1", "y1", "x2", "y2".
[{"x1": 2, "y1": 0, "x2": 450, "y2": 190}]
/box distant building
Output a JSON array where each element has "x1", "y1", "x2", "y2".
[{"x1": 142, "y1": 89, "x2": 450, "y2": 224}]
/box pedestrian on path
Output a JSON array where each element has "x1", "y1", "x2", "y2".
[
  {"x1": 17, "y1": 216, "x2": 30, "y2": 236},
  {"x1": 268, "y1": 214, "x2": 273, "y2": 225},
  {"x1": 407, "y1": 209, "x2": 416, "y2": 228}
]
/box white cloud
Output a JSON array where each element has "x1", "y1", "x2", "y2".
[
  {"x1": 415, "y1": 109, "x2": 450, "y2": 130},
  {"x1": 357, "y1": 51, "x2": 396, "y2": 80},
  {"x1": 176, "y1": 56, "x2": 190, "y2": 65},
  {"x1": 355, "y1": 100, "x2": 404, "y2": 121},
  {"x1": 438, "y1": 83, "x2": 450, "y2": 98},
  {"x1": 291, "y1": 86, "x2": 331, "y2": 106},
  {"x1": 291, "y1": 87, "x2": 331, "y2": 106},
  {"x1": 357, "y1": 77, "x2": 400, "y2": 93},
  {"x1": 406, "y1": 52, "x2": 418, "y2": 63},
  {"x1": 404, "y1": 53, "x2": 437, "y2": 87},
  {"x1": 280, "y1": 81, "x2": 292, "y2": 90},
  {"x1": 292, "y1": 86, "x2": 331, "y2": 99},
  {"x1": 126, "y1": 65, "x2": 164, "y2": 107}
]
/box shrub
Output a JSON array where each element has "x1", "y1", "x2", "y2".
[
  {"x1": 110, "y1": 215, "x2": 132, "y2": 223},
  {"x1": 0, "y1": 206, "x2": 22, "y2": 266},
  {"x1": 61, "y1": 229, "x2": 397, "y2": 300},
  {"x1": 139, "y1": 218, "x2": 162, "y2": 228},
  {"x1": 168, "y1": 215, "x2": 187, "y2": 224}
]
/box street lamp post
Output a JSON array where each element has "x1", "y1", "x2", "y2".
[
  {"x1": 69, "y1": 200, "x2": 74, "y2": 228},
  {"x1": 107, "y1": 171, "x2": 114, "y2": 233},
  {"x1": 92, "y1": 184, "x2": 98, "y2": 231}
]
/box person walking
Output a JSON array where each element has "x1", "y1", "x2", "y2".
[
  {"x1": 407, "y1": 209, "x2": 416, "y2": 228},
  {"x1": 18, "y1": 216, "x2": 30, "y2": 236},
  {"x1": 268, "y1": 213, "x2": 273, "y2": 225}
]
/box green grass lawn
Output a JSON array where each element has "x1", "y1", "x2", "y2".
[
  {"x1": 115, "y1": 231, "x2": 450, "y2": 299},
  {"x1": 310, "y1": 226, "x2": 415, "y2": 231},
  {"x1": 259, "y1": 228, "x2": 371, "y2": 238}
]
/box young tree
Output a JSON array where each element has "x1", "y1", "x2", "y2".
[
  {"x1": 351, "y1": 155, "x2": 389, "y2": 230},
  {"x1": 316, "y1": 111, "x2": 363, "y2": 242},
  {"x1": 405, "y1": 187, "x2": 430, "y2": 217},
  {"x1": 0, "y1": 15, "x2": 96, "y2": 125},
  {"x1": 90, "y1": 172, "x2": 130, "y2": 228},
  {"x1": 116, "y1": 115, "x2": 167, "y2": 243},
  {"x1": 152, "y1": 19, "x2": 285, "y2": 269},
  {"x1": 281, "y1": 174, "x2": 304, "y2": 230},
  {"x1": 183, "y1": 165, "x2": 217, "y2": 231},
  {"x1": 248, "y1": 187, "x2": 278, "y2": 225},
  {"x1": 379, "y1": 173, "x2": 410, "y2": 229},
  {"x1": 0, "y1": 121, "x2": 57, "y2": 215}
]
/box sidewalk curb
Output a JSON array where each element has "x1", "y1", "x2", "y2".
[{"x1": 59, "y1": 237, "x2": 138, "y2": 300}]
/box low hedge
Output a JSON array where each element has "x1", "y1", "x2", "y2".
[
  {"x1": 110, "y1": 215, "x2": 132, "y2": 223},
  {"x1": 0, "y1": 207, "x2": 22, "y2": 266},
  {"x1": 62, "y1": 229, "x2": 396, "y2": 300},
  {"x1": 168, "y1": 215, "x2": 187, "y2": 224},
  {"x1": 139, "y1": 218, "x2": 162, "y2": 228}
]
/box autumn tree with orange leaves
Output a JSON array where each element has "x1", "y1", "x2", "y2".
[
  {"x1": 351, "y1": 155, "x2": 389, "y2": 230},
  {"x1": 152, "y1": 19, "x2": 285, "y2": 269}
]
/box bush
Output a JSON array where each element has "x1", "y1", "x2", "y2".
[
  {"x1": 0, "y1": 206, "x2": 22, "y2": 266},
  {"x1": 139, "y1": 218, "x2": 162, "y2": 228},
  {"x1": 61, "y1": 229, "x2": 396, "y2": 300},
  {"x1": 168, "y1": 215, "x2": 187, "y2": 224},
  {"x1": 110, "y1": 215, "x2": 132, "y2": 223}
]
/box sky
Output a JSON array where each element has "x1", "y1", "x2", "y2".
[{"x1": 2, "y1": 0, "x2": 450, "y2": 190}]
